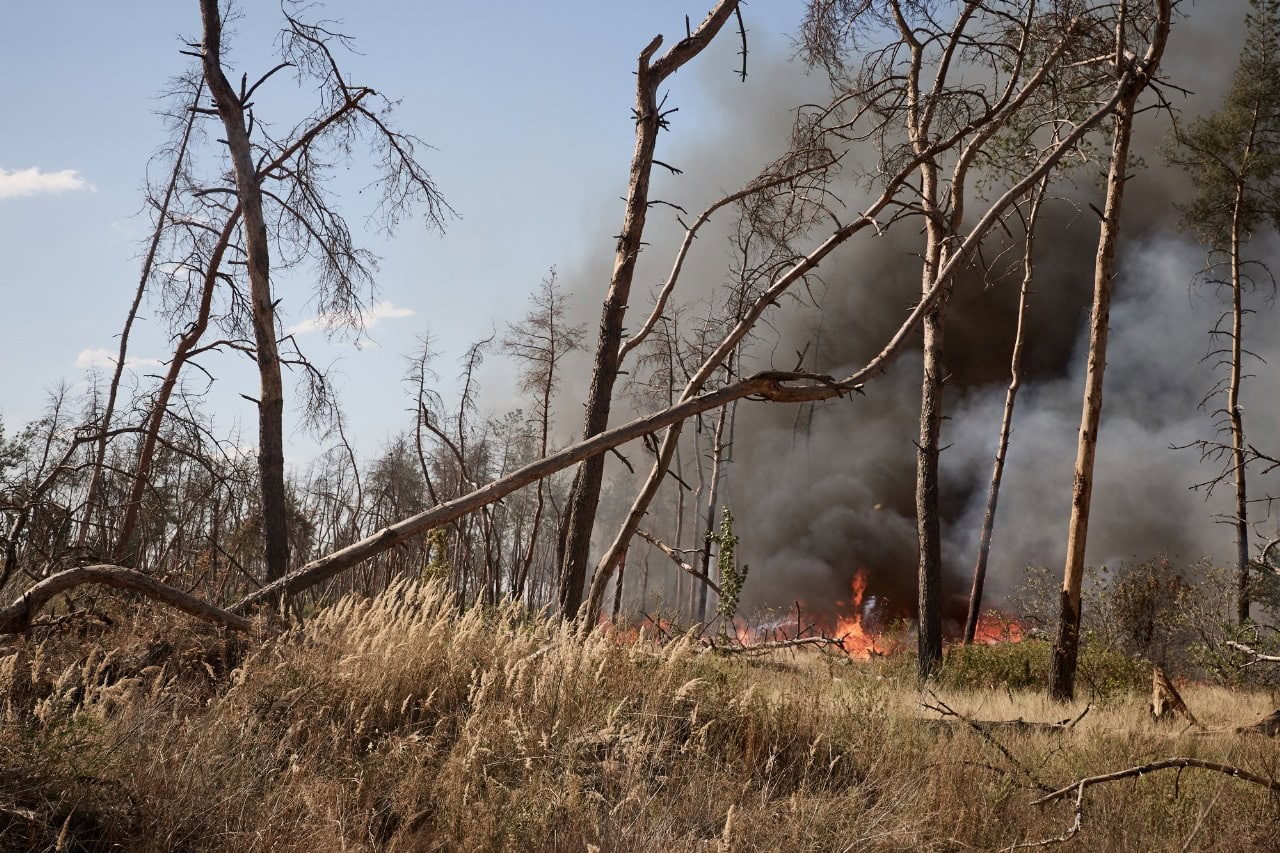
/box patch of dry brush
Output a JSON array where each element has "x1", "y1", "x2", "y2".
[{"x1": 2, "y1": 581, "x2": 1277, "y2": 851}]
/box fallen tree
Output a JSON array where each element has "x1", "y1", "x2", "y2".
[{"x1": 0, "y1": 564, "x2": 251, "y2": 635}]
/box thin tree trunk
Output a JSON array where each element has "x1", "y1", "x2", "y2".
[
  {"x1": 1049, "y1": 0, "x2": 1170, "y2": 701},
  {"x1": 696, "y1": 404, "x2": 730, "y2": 624},
  {"x1": 964, "y1": 180, "x2": 1046, "y2": 644},
  {"x1": 79, "y1": 80, "x2": 204, "y2": 552},
  {"x1": 1229, "y1": 180, "x2": 1250, "y2": 624},
  {"x1": 116, "y1": 210, "x2": 240, "y2": 561},
  {"x1": 200, "y1": 0, "x2": 290, "y2": 585},
  {"x1": 914, "y1": 154, "x2": 950, "y2": 680}
]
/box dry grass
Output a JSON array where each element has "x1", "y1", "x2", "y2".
[{"x1": 1, "y1": 580, "x2": 1277, "y2": 852}]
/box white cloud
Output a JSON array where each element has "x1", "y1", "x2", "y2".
[
  {"x1": 0, "y1": 167, "x2": 94, "y2": 200},
  {"x1": 75, "y1": 348, "x2": 162, "y2": 370},
  {"x1": 286, "y1": 300, "x2": 415, "y2": 336}
]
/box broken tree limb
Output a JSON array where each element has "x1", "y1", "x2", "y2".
[
  {"x1": 1031, "y1": 757, "x2": 1280, "y2": 806},
  {"x1": 635, "y1": 529, "x2": 721, "y2": 595},
  {"x1": 1227, "y1": 640, "x2": 1280, "y2": 663},
  {"x1": 0, "y1": 565, "x2": 251, "y2": 635},
  {"x1": 709, "y1": 635, "x2": 848, "y2": 655},
  {"x1": 1008, "y1": 756, "x2": 1280, "y2": 851}
]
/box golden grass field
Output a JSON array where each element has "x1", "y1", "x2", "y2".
[{"x1": 2, "y1": 580, "x2": 1277, "y2": 851}]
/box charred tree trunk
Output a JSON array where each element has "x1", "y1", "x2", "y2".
[
  {"x1": 200, "y1": 0, "x2": 290, "y2": 585},
  {"x1": 1049, "y1": 0, "x2": 1170, "y2": 701}
]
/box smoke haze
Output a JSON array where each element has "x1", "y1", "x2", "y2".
[{"x1": 551, "y1": 1, "x2": 1279, "y2": 623}]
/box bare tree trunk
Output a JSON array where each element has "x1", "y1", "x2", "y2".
[
  {"x1": 1049, "y1": 0, "x2": 1170, "y2": 701},
  {"x1": 1229, "y1": 181, "x2": 1251, "y2": 624},
  {"x1": 199, "y1": 0, "x2": 290, "y2": 584},
  {"x1": 696, "y1": 403, "x2": 730, "y2": 624},
  {"x1": 116, "y1": 211, "x2": 240, "y2": 561},
  {"x1": 558, "y1": 2, "x2": 741, "y2": 618},
  {"x1": 964, "y1": 181, "x2": 1046, "y2": 644}
]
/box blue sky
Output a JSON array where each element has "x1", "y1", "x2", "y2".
[{"x1": 0, "y1": 1, "x2": 805, "y2": 452}]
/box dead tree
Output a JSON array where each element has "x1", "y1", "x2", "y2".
[
  {"x1": 965, "y1": 176, "x2": 1050, "y2": 644},
  {"x1": 502, "y1": 271, "x2": 586, "y2": 600},
  {"x1": 585, "y1": 2, "x2": 1138, "y2": 680},
  {"x1": 558, "y1": 0, "x2": 745, "y2": 619}
]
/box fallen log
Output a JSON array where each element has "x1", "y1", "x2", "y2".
[
  {"x1": 0, "y1": 565, "x2": 251, "y2": 635},
  {"x1": 1236, "y1": 709, "x2": 1280, "y2": 737}
]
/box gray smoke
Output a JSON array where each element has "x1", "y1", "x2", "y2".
[{"x1": 554, "y1": 2, "x2": 1280, "y2": 624}]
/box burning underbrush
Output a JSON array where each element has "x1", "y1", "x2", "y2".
[
  {"x1": 622, "y1": 569, "x2": 1029, "y2": 662},
  {"x1": 1, "y1": 578, "x2": 1275, "y2": 851}
]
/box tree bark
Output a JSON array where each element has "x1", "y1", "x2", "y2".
[
  {"x1": 558, "y1": 1, "x2": 741, "y2": 618},
  {"x1": 1049, "y1": 0, "x2": 1170, "y2": 701},
  {"x1": 0, "y1": 564, "x2": 250, "y2": 635},
  {"x1": 199, "y1": 0, "x2": 290, "y2": 585},
  {"x1": 915, "y1": 156, "x2": 948, "y2": 679},
  {"x1": 964, "y1": 181, "x2": 1045, "y2": 644},
  {"x1": 1229, "y1": 179, "x2": 1251, "y2": 624}
]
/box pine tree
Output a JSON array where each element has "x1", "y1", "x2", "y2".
[{"x1": 1167, "y1": 0, "x2": 1280, "y2": 624}]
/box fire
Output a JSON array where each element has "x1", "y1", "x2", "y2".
[
  {"x1": 833, "y1": 568, "x2": 881, "y2": 659},
  {"x1": 970, "y1": 610, "x2": 1025, "y2": 644}
]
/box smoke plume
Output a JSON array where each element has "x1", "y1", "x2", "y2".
[{"x1": 555, "y1": 2, "x2": 1279, "y2": 625}]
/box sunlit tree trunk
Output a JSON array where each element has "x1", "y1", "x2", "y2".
[{"x1": 1050, "y1": 0, "x2": 1170, "y2": 701}]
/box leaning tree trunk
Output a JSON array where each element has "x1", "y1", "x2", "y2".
[
  {"x1": 964, "y1": 179, "x2": 1045, "y2": 644},
  {"x1": 199, "y1": 0, "x2": 290, "y2": 585},
  {"x1": 557, "y1": 1, "x2": 741, "y2": 619},
  {"x1": 82, "y1": 81, "x2": 203, "y2": 554},
  {"x1": 116, "y1": 211, "x2": 239, "y2": 563},
  {"x1": 1049, "y1": 0, "x2": 1170, "y2": 699}
]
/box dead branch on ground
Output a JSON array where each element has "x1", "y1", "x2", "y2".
[
  {"x1": 0, "y1": 565, "x2": 251, "y2": 635},
  {"x1": 1007, "y1": 757, "x2": 1280, "y2": 850}
]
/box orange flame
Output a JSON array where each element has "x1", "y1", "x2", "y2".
[
  {"x1": 833, "y1": 568, "x2": 881, "y2": 659},
  {"x1": 970, "y1": 610, "x2": 1025, "y2": 644}
]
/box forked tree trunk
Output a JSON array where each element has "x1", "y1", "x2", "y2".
[
  {"x1": 1049, "y1": 0, "x2": 1170, "y2": 701},
  {"x1": 199, "y1": 0, "x2": 290, "y2": 585},
  {"x1": 557, "y1": 1, "x2": 740, "y2": 618},
  {"x1": 964, "y1": 180, "x2": 1046, "y2": 644}
]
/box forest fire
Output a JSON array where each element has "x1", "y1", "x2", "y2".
[
  {"x1": 725, "y1": 569, "x2": 1028, "y2": 659},
  {"x1": 832, "y1": 568, "x2": 882, "y2": 659},
  {"x1": 968, "y1": 610, "x2": 1026, "y2": 645}
]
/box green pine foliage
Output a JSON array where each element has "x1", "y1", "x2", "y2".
[{"x1": 1169, "y1": 0, "x2": 1280, "y2": 245}]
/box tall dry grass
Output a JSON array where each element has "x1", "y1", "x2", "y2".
[{"x1": 2, "y1": 579, "x2": 1277, "y2": 851}]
